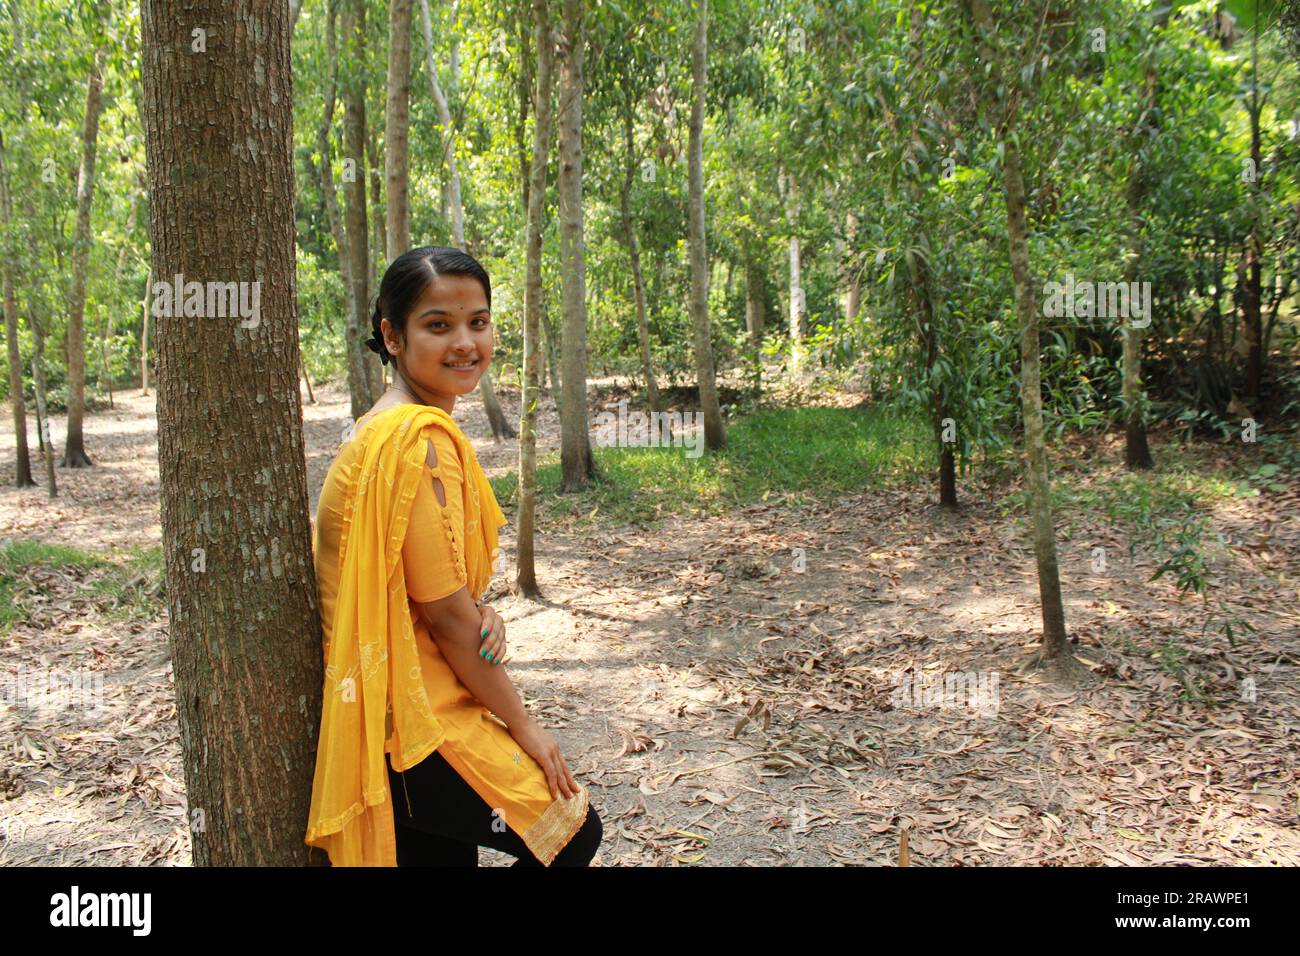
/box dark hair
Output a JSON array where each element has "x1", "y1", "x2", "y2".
[{"x1": 366, "y1": 246, "x2": 492, "y2": 365}]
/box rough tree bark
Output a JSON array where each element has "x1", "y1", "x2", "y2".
[{"x1": 141, "y1": 0, "x2": 324, "y2": 865}]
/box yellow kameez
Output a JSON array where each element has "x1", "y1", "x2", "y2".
[{"x1": 304, "y1": 403, "x2": 589, "y2": 866}]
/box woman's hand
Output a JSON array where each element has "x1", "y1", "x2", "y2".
[
  {"x1": 477, "y1": 603, "x2": 507, "y2": 665},
  {"x1": 509, "y1": 718, "x2": 581, "y2": 800}
]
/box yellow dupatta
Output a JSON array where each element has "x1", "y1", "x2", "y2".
[{"x1": 304, "y1": 403, "x2": 507, "y2": 866}]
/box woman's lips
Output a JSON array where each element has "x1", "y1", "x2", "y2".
[{"x1": 444, "y1": 358, "x2": 480, "y2": 372}]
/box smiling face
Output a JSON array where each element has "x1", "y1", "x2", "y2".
[{"x1": 380, "y1": 272, "x2": 493, "y2": 413}]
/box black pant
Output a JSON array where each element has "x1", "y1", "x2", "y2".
[{"x1": 387, "y1": 747, "x2": 602, "y2": 866}]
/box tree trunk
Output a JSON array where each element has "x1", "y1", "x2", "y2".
[
  {"x1": 63, "y1": 48, "x2": 106, "y2": 468},
  {"x1": 29, "y1": 314, "x2": 57, "y2": 497},
  {"x1": 141, "y1": 0, "x2": 324, "y2": 866},
  {"x1": 317, "y1": 0, "x2": 363, "y2": 416},
  {"x1": 141, "y1": 263, "x2": 153, "y2": 394},
  {"x1": 557, "y1": 0, "x2": 594, "y2": 490},
  {"x1": 97, "y1": 193, "x2": 138, "y2": 411},
  {"x1": 541, "y1": 298, "x2": 561, "y2": 399},
  {"x1": 418, "y1": 0, "x2": 465, "y2": 248},
  {"x1": 904, "y1": 8, "x2": 954, "y2": 508},
  {"x1": 300, "y1": 351, "x2": 316, "y2": 404},
  {"x1": 744, "y1": 260, "x2": 764, "y2": 394},
  {"x1": 0, "y1": 129, "x2": 34, "y2": 487},
  {"x1": 621, "y1": 108, "x2": 661, "y2": 413},
  {"x1": 968, "y1": 0, "x2": 1080, "y2": 679},
  {"x1": 96, "y1": 305, "x2": 114, "y2": 409},
  {"x1": 342, "y1": 0, "x2": 383, "y2": 414},
  {"x1": 780, "y1": 167, "x2": 805, "y2": 375},
  {"x1": 367, "y1": 129, "x2": 384, "y2": 287},
  {"x1": 385, "y1": 0, "x2": 413, "y2": 259},
  {"x1": 1121, "y1": 5, "x2": 1166, "y2": 471},
  {"x1": 418, "y1": 0, "x2": 515, "y2": 439},
  {"x1": 687, "y1": 0, "x2": 725, "y2": 451},
  {"x1": 1005, "y1": 143, "x2": 1074, "y2": 669},
  {"x1": 843, "y1": 210, "x2": 861, "y2": 322},
  {"x1": 1243, "y1": 24, "x2": 1263, "y2": 400},
  {"x1": 517, "y1": 0, "x2": 556, "y2": 598}
]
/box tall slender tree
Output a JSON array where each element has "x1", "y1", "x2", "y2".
[
  {"x1": 517, "y1": 0, "x2": 557, "y2": 597},
  {"x1": 967, "y1": 0, "x2": 1084, "y2": 680},
  {"x1": 620, "y1": 105, "x2": 661, "y2": 413},
  {"x1": 0, "y1": 130, "x2": 34, "y2": 487},
  {"x1": 1120, "y1": 3, "x2": 1170, "y2": 470},
  {"x1": 779, "y1": 165, "x2": 805, "y2": 375},
  {"x1": 342, "y1": 0, "x2": 382, "y2": 416},
  {"x1": 417, "y1": 0, "x2": 516, "y2": 439},
  {"x1": 558, "y1": 0, "x2": 595, "y2": 489},
  {"x1": 687, "y1": 0, "x2": 725, "y2": 451},
  {"x1": 62, "y1": 47, "x2": 106, "y2": 468},
  {"x1": 28, "y1": 310, "x2": 57, "y2": 497},
  {"x1": 385, "y1": 0, "x2": 413, "y2": 259},
  {"x1": 314, "y1": 0, "x2": 364, "y2": 413}
]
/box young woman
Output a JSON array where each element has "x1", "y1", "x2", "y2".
[{"x1": 304, "y1": 247, "x2": 601, "y2": 866}]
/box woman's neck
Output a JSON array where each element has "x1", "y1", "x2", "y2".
[{"x1": 388, "y1": 369, "x2": 455, "y2": 415}]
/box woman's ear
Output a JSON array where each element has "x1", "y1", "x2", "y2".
[{"x1": 381, "y1": 317, "x2": 400, "y2": 357}]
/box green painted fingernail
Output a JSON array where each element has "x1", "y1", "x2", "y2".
[
  {"x1": 481, "y1": 628, "x2": 488, "y2": 638},
  {"x1": 487, "y1": 653, "x2": 494, "y2": 663},
  {"x1": 479, "y1": 649, "x2": 486, "y2": 658}
]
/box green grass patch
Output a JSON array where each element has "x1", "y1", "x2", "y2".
[
  {"x1": 89, "y1": 546, "x2": 164, "y2": 618},
  {"x1": 490, "y1": 405, "x2": 931, "y2": 527},
  {"x1": 1049, "y1": 467, "x2": 1245, "y2": 529},
  {"x1": 1004, "y1": 438, "x2": 1252, "y2": 531},
  {"x1": 0, "y1": 539, "x2": 163, "y2": 638}
]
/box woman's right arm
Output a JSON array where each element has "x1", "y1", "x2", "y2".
[
  {"x1": 403, "y1": 428, "x2": 580, "y2": 799},
  {"x1": 414, "y1": 590, "x2": 581, "y2": 800}
]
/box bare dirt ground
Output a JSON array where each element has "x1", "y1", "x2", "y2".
[{"x1": 1, "y1": 379, "x2": 1297, "y2": 866}]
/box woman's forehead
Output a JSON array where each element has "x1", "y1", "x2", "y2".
[{"x1": 414, "y1": 274, "x2": 489, "y2": 308}]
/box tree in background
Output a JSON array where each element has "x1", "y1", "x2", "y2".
[
  {"x1": 0, "y1": 130, "x2": 34, "y2": 487},
  {"x1": 61, "y1": 46, "x2": 105, "y2": 468},
  {"x1": 517, "y1": 0, "x2": 557, "y2": 597},
  {"x1": 687, "y1": 0, "x2": 725, "y2": 451},
  {"x1": 341, "y1": 0, "x2": 383, "y2": 417},
  {"x1": 558, "y1": 0, "x2": 595, "y2": 489},
  {"x1": 965, "y1": 0, "x2": 1088, "y2": 681}
]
